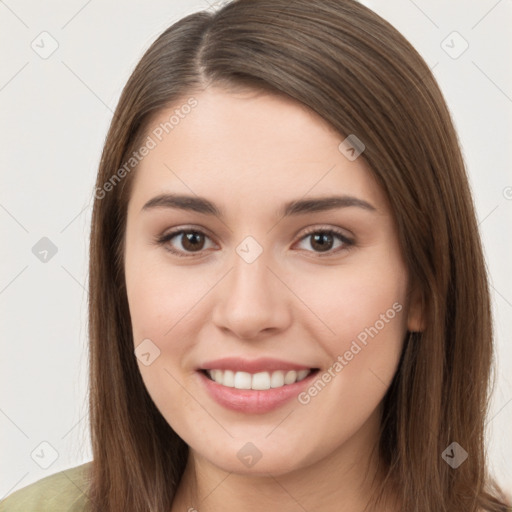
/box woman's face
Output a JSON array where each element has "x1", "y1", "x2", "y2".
[{"x1": 124, "y1": 86, "x2": 422, "y2": 476}]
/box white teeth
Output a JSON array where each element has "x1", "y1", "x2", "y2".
[
  {"x1": 270, "y1": 371, "x2": 285, "y2": 388},
  {"x1": 205, "y1": 369, "x2": 312, "y2": 390},
  {"x1": 233, "y1": 371, "x2": 252, "y2": 389},
  {"x1": 296, "y1": 369, "x2": 309, "y2": 381},
  {"x1": 252, "y1": 372, "x2": 271, "y2": 390},
  {"x1": 284, "y1": 370, "x2": 297, "y2": 385},
  {"x1": 223, "y1": 369, "x2": 235, "y2": 387}
]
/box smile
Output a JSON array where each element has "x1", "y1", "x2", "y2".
[
  {"x1": 203, "y1": 369, "x2": 312, "y2": 390},
  {"x1": 196, "y1": 357, "x2": 321, "y2": 413}
]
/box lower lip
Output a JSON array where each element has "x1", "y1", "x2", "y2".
[{"x1": 197, "y1": 370, "x2": 318, "y2": 414}]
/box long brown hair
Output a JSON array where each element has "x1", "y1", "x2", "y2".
[{"x1": 87, "y1": 1, "x2": 510, "y2": 510}]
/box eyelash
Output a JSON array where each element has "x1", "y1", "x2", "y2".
[{"x1": 154, "y1": 225, "x2": 355, "y2": 259}]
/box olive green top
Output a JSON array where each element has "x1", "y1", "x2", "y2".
[
  {"x1": 2, "y1": 461, "x2": 511, "y2": 511},
  {"x1": 0, "y1": 462, "x2": 93, "y2": 512}
]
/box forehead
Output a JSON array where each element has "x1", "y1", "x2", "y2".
[{"x1": 127, "y1": 86, "x2": 386, "y2": 214}]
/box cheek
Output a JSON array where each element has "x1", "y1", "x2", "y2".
[
  {"x1": 125, "y1": 254, "x2": 206, "y2": 412},
  {"x1": 125, "y1": 258, "x2": 202, "y2": 426},
  {"x1": 332, "y1": 283, "x2": 406, "y2": 364},
  {"x1": 289, "y1": 258, "x2": 408, "y2": 421},
  {"x1": 127, "y1": 276, "x2": 179, "y2": 340},
  {"x1": 293, "y1": 258, "x2": 408, "y2": 355},
  {"x1": 125, "y1": 246, "x2": 198, "y2": 344},
  {"x1": 291, "y1": 262, "x2": 407, "y2": 433}
]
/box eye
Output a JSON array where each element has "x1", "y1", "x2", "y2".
[
  {"x1": 154, "y1": 226, "x2": 354, "y2": 258},
  {"x1": 294, "y1": 226, "x2": 354, "y2": 256},
  {"x1": 155, "y1": 228, "x2": 216, "y2": 257}
]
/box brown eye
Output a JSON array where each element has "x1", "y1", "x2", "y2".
[
  {"x1": 180, "y1": 231, "x2": 206, "y2": 252},
  {"x1": 296, "y1": 227, "x2": 354, "y2": 256},
  {"x1": 309, "y1": 232, "x2": 335, "y2": 252},
  {"x1": 156, "y1": 229, "x2": 215, "y2": 257}
]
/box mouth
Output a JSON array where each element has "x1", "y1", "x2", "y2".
[
  {"x1": 195, "y1": 357, "x2": 321, "y2": 414},
  {"x1": 200, "y1": 368, "x2": 320, "y2": 390}
]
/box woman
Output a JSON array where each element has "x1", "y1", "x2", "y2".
[{"x1": 1, "y1": 0, "x2": 509, "y2": 511}]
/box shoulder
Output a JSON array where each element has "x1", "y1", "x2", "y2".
[{"x1": 0, "y1": 461, "x2": 93, "y2": 512}]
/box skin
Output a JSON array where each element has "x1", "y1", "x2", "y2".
[{"x1": 124, "y1": 87, "x2": 423, "y2": 512}]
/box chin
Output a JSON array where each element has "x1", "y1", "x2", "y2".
[{"x1": 191, "y1": 435, "x2": 319, "y2": 477}]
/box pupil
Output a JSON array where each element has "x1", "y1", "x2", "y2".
[
  {"x1": 184, "y1": 232, "x2": 203, "y2": 251},
  {"x1": 312, "y1": 233, "x2": 332, "y2": 252}
]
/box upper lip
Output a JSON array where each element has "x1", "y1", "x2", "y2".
[{"x1": 199, "y1": 357, "x2": 314, "y2": 373}]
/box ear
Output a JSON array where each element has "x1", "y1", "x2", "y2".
[{"x1": 407, "y1": 282, "x2": 426, "y2": 332}]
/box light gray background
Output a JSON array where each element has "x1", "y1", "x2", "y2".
[{"x1": 1, "y1": 0, "x2": 511, "y2": 499}]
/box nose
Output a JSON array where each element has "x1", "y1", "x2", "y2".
[{"x1": 211, "y1": 250, "x2": 292, "y2": 340}]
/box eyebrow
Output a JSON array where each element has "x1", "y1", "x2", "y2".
[{"x1": 141, "y1": 193, "x2": 377, "y2": 218}]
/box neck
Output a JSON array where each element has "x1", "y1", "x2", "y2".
[{"x1": 170, "y1": 411, "x2": 399, "y2": 512}]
